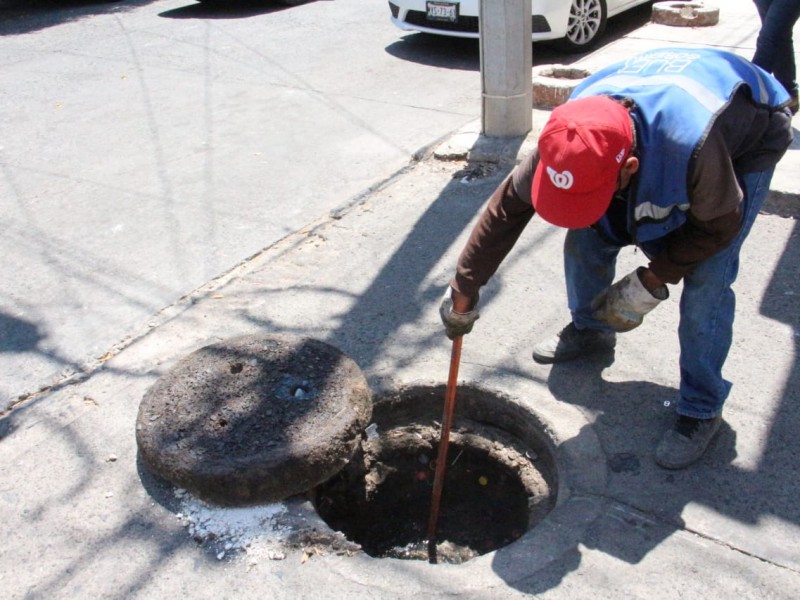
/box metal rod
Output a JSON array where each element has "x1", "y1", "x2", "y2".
[{"x1": 426, "y1": 335, "x2": 463, "y2": 564}]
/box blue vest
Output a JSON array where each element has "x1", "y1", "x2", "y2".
[{"x1": 570, "y1": 48, "x2": 789, "y2": 243}]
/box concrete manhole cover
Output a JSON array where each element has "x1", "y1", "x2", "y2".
[
  {"x1": 312, "y1": 384, "x2": 558, "y2": 564},
  {"x1": 136, "y1": 334, "x2": 372, "y2": 506}
]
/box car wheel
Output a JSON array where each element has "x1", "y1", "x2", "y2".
[{"x1": 554, "y1": 0, "x2": 608, "y2": 53}]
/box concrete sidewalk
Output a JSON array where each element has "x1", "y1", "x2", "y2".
[{"x1": 1, "y1": 1, "x2": 799, "y2": 598}]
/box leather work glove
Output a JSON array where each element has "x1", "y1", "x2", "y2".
[
  {"x1": 439, "y1": 287, "x2": 479, "y2": 340},
  {"x1": 591, "y1": 268, "x2": 669, "y2": 332}
]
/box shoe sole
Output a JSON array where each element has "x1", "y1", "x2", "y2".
[{"x1": 532, "y1": 342, "x2": 616, "y2": 365}]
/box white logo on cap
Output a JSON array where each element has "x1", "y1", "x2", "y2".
[
  {"x1": 547, "y1": 166, "x2": 574, "y2": 190},
  {"x1": 615, "y1": 148, "x2": 625, "y2": 163}
]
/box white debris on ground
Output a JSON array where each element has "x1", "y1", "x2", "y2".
[{"x1": 174, "y1": 488, "x2": 292, "y2": 563}]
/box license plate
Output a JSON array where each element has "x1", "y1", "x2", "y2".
[{"x1": 426, "y1": 1, "x2": 458, "y2": 23}]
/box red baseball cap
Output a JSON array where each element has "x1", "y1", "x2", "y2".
[{"x1": 532, "y1": 96, "x2": 633, "y2": 229}]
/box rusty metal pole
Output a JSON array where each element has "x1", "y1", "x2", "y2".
[{"x1": 426, "y1": 335, "x2": 464, "y2": 563}]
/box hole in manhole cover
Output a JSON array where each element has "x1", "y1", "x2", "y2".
[{"x1": 312, "y1": 384, "x2": 558, "y2": 564}]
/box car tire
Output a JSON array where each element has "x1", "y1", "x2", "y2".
[{"x1": 554, "y1": 0, "x2": 608, "y2": 54}]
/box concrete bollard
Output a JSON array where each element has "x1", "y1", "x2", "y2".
[
  {"x1": 651, "y1": 2, "x2": 720, "y2": 26},
  {"x1": 532, "y1": 65, "x2": 592, "y2": 109}
]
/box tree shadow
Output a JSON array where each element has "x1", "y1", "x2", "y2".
[
  {"x1": 0, "y1": 312, "x2": 44, "y2": 353},
  {"x1": 323, "y1": 165, "x2": 524, "y2": 369},
  {"x1": 0, "y1": 310, "x2": 85, "y2": 418}
]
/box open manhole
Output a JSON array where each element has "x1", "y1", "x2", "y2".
[{"x1": 312, "y1": 384, "x2": 558, "y2": 564}]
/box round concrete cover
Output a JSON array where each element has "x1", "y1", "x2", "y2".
[{"x1": 136, "y1": 334, "x2": 373, "y2": 505}]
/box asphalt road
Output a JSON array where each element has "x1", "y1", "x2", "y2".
[
  {"x1": 0, "y1": 0, "x2": 485, "y2": 409},
  {"x1": 0, "y1": 0, "x2": 651, "y2": 410}
]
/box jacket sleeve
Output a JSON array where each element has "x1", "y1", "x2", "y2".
[
  {"x1": 451, "y1": 153, "x2": 537, "y2": 299},
  {"x1": 647, "y1": 208, "x2": 742, "y2": 284}
]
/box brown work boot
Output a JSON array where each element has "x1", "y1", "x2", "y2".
[{"x1": 532, "y1": 323, "x2": 616, "y2": 364}]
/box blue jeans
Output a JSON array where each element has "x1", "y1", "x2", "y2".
[
  {"x1": 563, "y1": 169, "x2": 775, "y2": 418},
  {"x1": 752, "y1": 0, "x2": 800, "y2": 95}
]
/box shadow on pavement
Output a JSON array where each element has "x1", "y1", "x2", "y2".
[
  {"x1": 494, "y1": 220, "x2": 799, "y2": 592},
  {"x1": 753, "y1": 218, "x2": 800, "y2": 521},
  {"x1": 0, "y1": 312, "x2": 44, "y2": 354},
  {"x1": 0, "y1": 0, "x2": 157, "y2": 35},
  {"x1": 159, "y1": 0, "x2": 301, "y2": 20},
  {"x1": 0, "y1": 311, "x2": 90, "y2": 425},
  {"x1": 324, "y1": 164, "x2": 523, "y2": 376},
  {"x1": 384, "y1": 35, "x2": 575, "y2": 72},
  {"x1": 124, "y1": 154, "x2": 527, "y2": 579},
  {"x1": 384, "y1": 1, "x2": 653, "y2": 72}
]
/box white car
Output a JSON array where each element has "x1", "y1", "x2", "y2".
[{"x1": 389, "y1": 0, "x2": 653, "y2": 53}]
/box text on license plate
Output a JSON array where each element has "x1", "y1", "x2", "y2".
[{"x1": 426, "y1": 1, "x2": 458, "y2": 22}]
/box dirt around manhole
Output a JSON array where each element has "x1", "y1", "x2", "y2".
[{"x1": 312, "y1": 385, "x2": 558, "y2": 564}]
